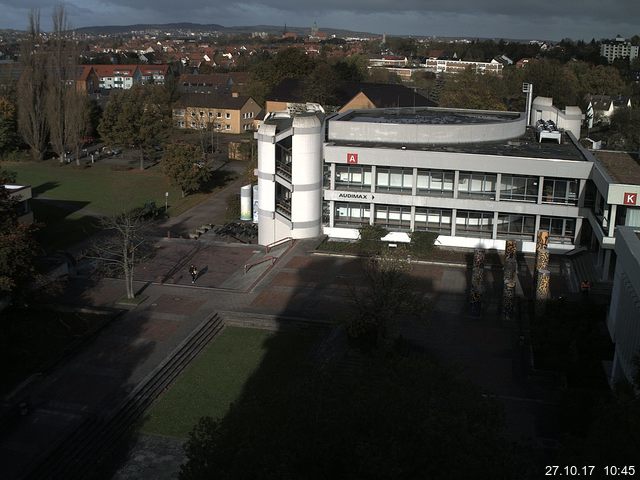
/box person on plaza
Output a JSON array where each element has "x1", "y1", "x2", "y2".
[
  {"x1": 189, "y1": 264, "x2": 198, "y2": 284},
  {"x1": 580, "y1": 279, "x2": 591, "y2": 297}
]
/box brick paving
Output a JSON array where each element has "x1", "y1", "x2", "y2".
[{"x1": 0, "y1": 234, "x2": 577, "y2": 478}]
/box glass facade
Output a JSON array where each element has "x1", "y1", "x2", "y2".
[
  {"x1": 376, "y1": 167, "x2": 413, "y2": 193},
  {"x1": 497, "y1": 214, "x2": 536, "y2": 240},
  {"x1": 542, "y1": 178, "x2": 578, "y2": 205},
  {"x1": 457, "y1": 172, "x2": 497, "y2": 200},
  {"x1": 416, "y1": 169, "x2": 455, "y2": 197},
  {"x1": 335, "y1": 165, "x2": 372, "y2": 191},
  {"x1": 335, "y1": 202, "x2": 371, "y2": 227},
  {"x1": 374, "y1": 205, "x2": 412, "y2": 230},
  {"x1": 500, "y1": 175, "x2": 539, "y2": 202},
  {"x1": 539, "y1": 216, "x2": 576, "y2": 243},
  {"x1": 456, "y1": 210, "x2": 494, "y2": 237},
  {"x1": 414, "y1": 208, "x2": 452, "y2": 234}
]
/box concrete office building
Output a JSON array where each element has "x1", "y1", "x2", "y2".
[
  {"x1": 607, "y1": 226, "x2": 640, "y2": 385},
  {"x1": 600, "y1": 36, "x2": 639, "y2": 64},
  {"x1": 256, "y1": 100, "x2": 640, "y2": 279}
]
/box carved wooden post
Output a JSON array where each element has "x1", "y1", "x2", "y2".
[
  {"x1": 503, "y1": 239, "x2": 518, "y2": 322},
  {"x1": 470, "y1": 248, "x2": 485, "y2": 316}
]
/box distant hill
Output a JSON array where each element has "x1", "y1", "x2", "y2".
[
  {"x1": 72, "y1": 22, "x2": 377, "y2": 38},
  {"x1": 74, "y1": 22, "x2": 226, "y2": 35}
]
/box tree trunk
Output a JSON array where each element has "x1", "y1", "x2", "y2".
[{"x1": 139, "y1": 147, "x2": 144, "y2": 171}]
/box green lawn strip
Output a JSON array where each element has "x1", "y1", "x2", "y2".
[
  {"x1": 140, "y1": 327, "x2": 319, "y2": 438},
  {"x1": 6, "y1": 161, "x2": 183, "y2": 215},
  {"x1": 6, "y1": 161, "x2": 230, "y2": 219}
]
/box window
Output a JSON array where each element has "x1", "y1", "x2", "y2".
[
  {"x1": 500, "y1": 175, "x2": 538, "y2": 202},
  {"x1": 225, "y1": 112, "x2": 231, "y2": 119},
  {"x1": 458, "y1": 172, "x2": 497, "y2": 200},
  {"x1": 190, "y1": 121, "x2": 196, "y2": 128},
  {"x1": 199, "y1": 111, "x2": 204, "y2": 117},
  {"x1": 208, "y1": 112, "x2": 213, "y2": 117},
  {"x1": 414, "y1": 208, "x2": 452, "y2": 234},
  {"x1": 416, "y1": 169, "x2": 454, "y2": 197},
  {"x1": 191, "y1": 111, "x2": 196, "y2": 117},
  {"x1": 374, "y1": 205, "x2": 411, "y2": 230},
  {"x1": 539, "y1": 217, "x2": 576, "y2": 244},
  {"x1": 456, "y1": 210, "x2": 494, "y2": 238},
  {"x1": 542, "y1": 178, "x2": 578, "y2": 205},
  {"x1": 497, "y1": 214, "x2": 535, "y2": 240},
  {"x1": 376, "y1": 167, "x2": 412, "y2": 193},
  {"x1": 335, "y1": 165, "x2": 372, "y2": 191},
  {"x1": 323, "y1": 164, "x2": 331, "y2": 190},
  {"x1": 225, "y1": 124, "x2": 230, "y2": 130},
  {"x1": 217, "y1": 112, "x2": 222, "y2": 118},
  {"x1": 335, "y1": 202, "x2": 371, "y2": 227}
]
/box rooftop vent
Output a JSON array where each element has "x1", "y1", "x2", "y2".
[{"x1": 535, "y1": 119, "x2": 561, "y2": 144}]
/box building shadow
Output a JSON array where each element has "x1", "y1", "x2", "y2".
[
  {"x1": 0, "y1": 273, "x2": 160, "y2": 480},
  {"x1": 104, "y1": 249, "x2": 548, "y2": 479}
]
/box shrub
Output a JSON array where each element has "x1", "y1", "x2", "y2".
[
  {"x1": 357, "y1": 225, "x2": 388, "y2": 254},
  {"x1": 409, "y1": 231, "x2": 438, "y2": 257},
  {"x1": 225, "y1": 194, "x2": 240, "y2": 222}
]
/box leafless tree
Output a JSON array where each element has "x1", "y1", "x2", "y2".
[
  {"x1": 66, "y1": 90, "x2": 89, "y2": 166},
  {"x1": 46, "y1": 4, "x2": 82, "y2": 164},
  {"x1": 85, "y1": 210, "x2": 153, "y2": 300},
  {"x1": 347, "y1": 249, "x2": 429, "y2": 349},
  {"x1": 17, "y1": 9, "x2": 48, "y2": 161}
]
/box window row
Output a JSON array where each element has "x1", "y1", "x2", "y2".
[
  {"x1": 190, "y1": 111, "x2": 232, "y2": 119},
  {"x1": 330, "y1": 167, "x2": 578, "y2": 206},
  {"x1": 332, "y1": 202, "x2": 575, "y2": 241}
]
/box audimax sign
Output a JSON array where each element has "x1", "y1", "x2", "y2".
[{"x1": 337, "y1": 192, "x2": 373, "y2": 200}]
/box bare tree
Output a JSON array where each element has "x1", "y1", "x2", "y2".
[
  {"x1": 17, "y1": 9, "x2": 48, "y2": 161},
  {"x1": 66, "y1": 90, "x2": 89, "y2": 166},
  {"x1": 85, "y1": 210, "x2": 152, "y2": 300},
  {"x1": 348, "y1": 248, "x2": 429, "y2": 350},
  {"x1": 46, "y1": 4, "x2": 79, "y2": 164}
]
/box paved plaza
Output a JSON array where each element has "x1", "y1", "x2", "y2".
[{"x1": 0, "y1": 232, "x2": 573, "y2": 478}]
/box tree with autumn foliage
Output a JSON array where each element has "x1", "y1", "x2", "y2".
[
  {"x1": 0, "y1": 170, "x2": 39, "y2": 298},
  {"x1": 0, "y1": 96, "x2": 20, "y2": 156},
  {"x1": 98, "y1": 85, "x2": 171, "y2": 170},
  {"x1": 162, "y1": 143, "x2": 212, "y2": 197}
]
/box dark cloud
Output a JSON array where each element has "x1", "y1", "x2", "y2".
[{"x1": 0, "y1": 0, "x2": 638, "y2": 40}]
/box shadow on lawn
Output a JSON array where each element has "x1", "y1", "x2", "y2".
[
  {"x1": 107, "y1": 253, "x2": 543, "y2": 479},
  {"x1": 32, "y1": 181, "x2": 60, "y2": 196},
  {"x1": 31, "y1": 198, "x2": 100, "y2": 253}
]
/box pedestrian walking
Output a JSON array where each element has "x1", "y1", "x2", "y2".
[{"x1": 189, "y1": 264, "x2": 198, "y2": 284}]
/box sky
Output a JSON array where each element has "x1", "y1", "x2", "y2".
[{"x1": 0, "y1": 0, "x2": 638, "y2": 41}]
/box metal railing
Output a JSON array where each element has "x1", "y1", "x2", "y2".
[
  {"x1": 265, "y1": 237, "x2": 293, "y2": 253},
  {"x1": 244, "y1": 255, "x2": 276, "y2": 274}
]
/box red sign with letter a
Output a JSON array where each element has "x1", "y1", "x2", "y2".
[
  {"x1": 347, "y1": 153, "x2": 358, "y2": 164},
  {"x1": 623, "y1": 192, "x2": 637, "y2": 205}
]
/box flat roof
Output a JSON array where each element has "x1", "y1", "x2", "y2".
[
  {"x1": 339, "y1": 108, "x2": 520, "y2": 125},
  {"x1": 594, "y1": 151, "x2": 640, "y2": 185},
  {"x1": 327, "y1": 127, "x2": 585, "y2": 161}
]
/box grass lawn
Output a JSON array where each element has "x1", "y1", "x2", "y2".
[
  {"x1": 3, "y1": 160, "x2": 226, "y2": 250},
  {"x1": 6, "y1": 160, "x2": 187, "y2": 215},
  {"x1": 140, "y1": 327, "x2": 319, "y2": 438}
]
